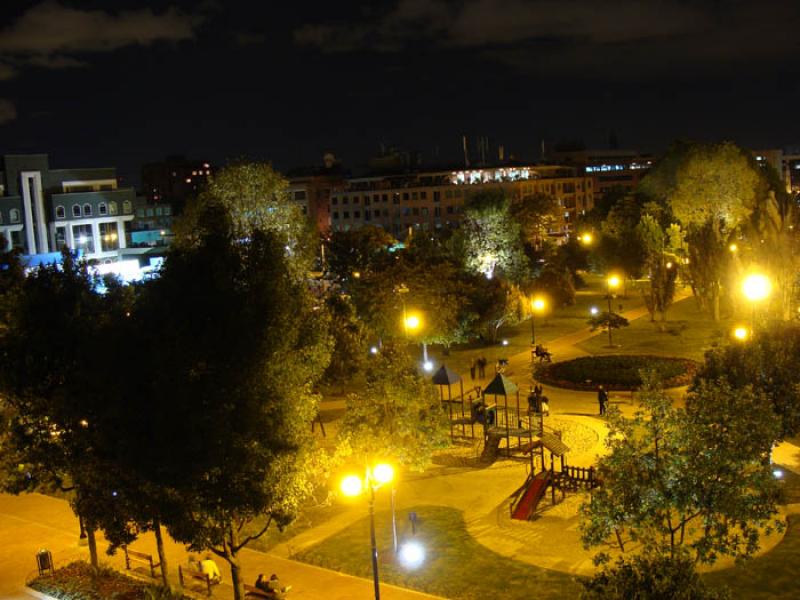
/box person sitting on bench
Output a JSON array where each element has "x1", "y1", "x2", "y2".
[{"x1": 199, "y1": 555, "x2": 221, "y2": 584}]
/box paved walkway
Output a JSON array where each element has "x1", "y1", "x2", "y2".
[{"x1": 0, "y1": 493, "x2": 443, "y2": 600}]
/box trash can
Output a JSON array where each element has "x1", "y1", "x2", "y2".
[{"x1": 36, "y1": 549, "x2": 53, "y2": 576}]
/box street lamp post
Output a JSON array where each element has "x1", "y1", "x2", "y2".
[
  {"x1": 340, "y1": 464, "x2": 395, "y2": 600},
  {"x1": 530, "y1": 297, "x2": 545, "y2": 345},
  {"x1": 606, "y1": 275, "x2": 621, "y2": 347}
]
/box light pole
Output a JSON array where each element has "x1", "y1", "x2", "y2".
[
  {"x1": 742, "y1": 273, "x2": 771, "y2": 331},
  {"x1": 340, "y1": 463, "x2": 395, "y2": 600},
  {"x1": 403, "y1": 311, "x2": 431, "y2": 371},
  {"x1": 530, "y1": 297, "x2": 546, "y2": 345},
  {"x1": 606, "y1": 274, "x2": 621, "y2": 347}
]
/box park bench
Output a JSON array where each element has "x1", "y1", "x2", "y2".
[
  {"x1": 179, "y1": 564, "x2": 219, "y2": 596},
  {"x1": 123, "y1": 546, "x2": 161, "y2": 578},
  {"x1": 244, "y1": 584, "x2": 270, "y2": 598}
]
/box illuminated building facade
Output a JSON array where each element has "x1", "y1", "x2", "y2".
[
  {"x1": 546, "y1": 149, "x2": 653, "y2": 199},
  {"x1": 327, "y1": 163, "x2": 593, "y2": 237},
  {"x1": 0, "y1": 153, "x2": 135, "y2": 260},
  {"x1": 287, "y1": 152, "x2": 348, "y2": 234},
  {"x1": 141, "y1": 155, "x2": 214, "y2": 214}
]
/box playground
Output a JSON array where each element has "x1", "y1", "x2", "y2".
[{"x1": 290, "y1": 294, "x2": 800, "y2": 599}]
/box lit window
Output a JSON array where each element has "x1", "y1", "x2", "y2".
[
  {"x1": 56, "y1": 205, "x2": 66, "y2": 219},
  {"x1": 185, "y1": 178, "x2": 191, "y2": 183},
  {"x1": 109, "y1": 201, "x2": 118, "y2": 215},
  {"x1": 122, "y1": 200, "x2": 132, "y2": 213},
  {"x1": 192, "y1": 171, "x2": 197, "y2": 176}
]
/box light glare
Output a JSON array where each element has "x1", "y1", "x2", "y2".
[
  {"x1": 340, "y1": 475, "x2": 363, "y2": 497},
  {"x1": 399, "y1": 541, "x2": 425, "y2": 569},
  {"x1": 372, "y1": 463, "x2": 394, "y2": 485},
  {"x1": 742, "y1": 274, "x2": 771, "y2": 302}
]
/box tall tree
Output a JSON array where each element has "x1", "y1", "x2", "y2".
[
  {"x1": 322, "y1": 294, "x2": 370, "y2": 392},
  {"x1": 697, "y1": 322, "x2": 800, "y2": 439},
  {"x1": 636, "y1": 215, "x2": 681, "y2": 323},
  {"x1": 511, "y1": 192, "x2": 560, "y2": 248},
  {"x1": 174, "y1": 162, "x2": 316, "y2": 277},
  {"x1": 639, "y1": 142, "x2": 764, "y2": 320},
  {"x1": 581, "y1": 375, "x2": 782, "y2": 565},
  {"x1": 325, "y1": 226, "x2": 395, "y2": 284},
  {"x1": 340, "y1": 344, "x2": 449, "y2": 472},
  {"x1": 138, "y1": 211, "x2": 332, "y2": 600},
  {"x1": 461, "y1": 189, "x2": 530, "y2": 283},
  {"x1": 0, "y1": 253, "x2": 116, "y2": 567}
]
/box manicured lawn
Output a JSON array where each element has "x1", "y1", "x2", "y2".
[
  {"x1": 425, "y1": 274, "x2": 645, "y2": 378},
  {"x1": 295, "y1": 504, "x2": 582, "y2": 600},
  {"x1": 244, "y1": 499, "x2": 350, "y2": 553},
  {"x1": 577, "y1": 295, "x2": 732, "y2": 361},
  {"x1": 703, "y1": 514, "x2": 800, "y2": 599}
]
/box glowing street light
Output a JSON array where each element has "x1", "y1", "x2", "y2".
[
  {"x1": 530, "y1": 296, "x2": 546, "y2": 345},
  {"x1": 404, "y1": 314, "x2": 421, "y2": 331},
  {"x1": 340, "y1": 463, "x2": 396, "y2": 600},
  {"x1": 742, "y1": 273, "x2": 771, "y2": 330},
  {"x1": 579, "y1": 232, "x2": 593, "y2": 245},
  {"x1": 398, "y1": 541, "x2": 426, "y2": 569},
  {"x1": 742, "y1": 274, "x2": 771, "y2": 302},
  {"x1": 589, "y1": 306, "x2": 599, "y2": 316},
  {"x1": 733, "y1": 326, "x2": 750, "y2": 342},
  {"x1": 729, "y1": 243, "x2": 738, "y2": 253}
]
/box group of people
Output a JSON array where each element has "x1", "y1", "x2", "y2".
[
  {"x1": 255, "y1": 573, "x2": 290, "y2": 598},
  {"x1": 469, "y1": 356, "x2": 488, "y2": 380},
  {"x1": 190, "y1": 555, "x2": 289, "y2": 598},
  {"x1": 527, "y1": 384, "x2": 550, "y2": 416}
]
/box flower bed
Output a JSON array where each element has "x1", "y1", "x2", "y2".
[
  {"x1": 536, "y1": 355, "x2": 697, "y2": 391},
  {"x1": 30, "y1": 561, "x2": 185, "y2": 600}
]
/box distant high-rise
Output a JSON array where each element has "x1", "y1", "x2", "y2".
[{"x1": 141, "y1": 155, "x2": 214, "y2": 214}]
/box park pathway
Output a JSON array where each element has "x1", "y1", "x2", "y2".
[{"x1": 0, "y1": 493, "x2": 444, "y2": 600}]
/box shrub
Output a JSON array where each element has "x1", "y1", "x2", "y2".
[
  {"x1": 536, "y1": 355, "x2": 697, "y2": 390},
  {"x1": 29, "y1": 561, "x2": 187, "y2": 600}
]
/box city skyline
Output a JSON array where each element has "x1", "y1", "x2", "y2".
[{"x1": 0, "y1": 0, "x2": 798, "y2": 185}]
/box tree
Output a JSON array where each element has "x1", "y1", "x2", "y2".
[
  {"x1": 325, "y1": 226, "x2": 395, "y2": 284},
  {"x1": 587, "y1": 312, "x2": 629, "y2": 341},
  {"x1": 137, "y1": 213, "x2": 332, "y2": 600},
  {"x1": 530, "y1": 264, "x2": 576, "y2": 307},
  {"x1": 581, "y1": 375, "x2": 782, "y2": 565},
  {"x1": 479, "y1": 280, "x2": 526, "y2": 343},
  {"x1": 0, "y1": 253, "x2": 117, "y2": 567},
  {"x1": 340, "y1": 344, "x2": 449, "y2": 472},
  {"x1": 639, "y1": 142, "x2": 764, "y2": 320},
  {"x1": 174, "y1": 162, "x2": 316, "y2": 277},
  {"x1": 697, "y1": 322, "x2": 800, "y2": 439},
  {"x1": 581, "y1": 555, "x2": 729, "y2": 600},
  {"x1": 461, "y1": 189, "x2": 530, "y2": 283},
  {"x1": 511, "y1": 192, "x2": 560, "y2": 247},
  {"x1": 322, "y1": 294, "x2": 370, "y2": 392},
  {"x1": 636, "y1": 215, "x2": 681, "y2": 323}
]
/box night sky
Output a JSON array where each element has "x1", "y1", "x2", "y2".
[{"x1": 1, "y1": 0, "x2": 799, "y2": 187}]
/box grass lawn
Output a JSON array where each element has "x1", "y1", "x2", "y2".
[
  {"x1": 703, "y1": 514, "x2": 800, "y2": 599},
  {"x1": 295, "y1": 504, "x2": 582, "y2": 600},
  {"x1": 576, "y1": 294, "x2": 732, "y2": 361},
  {"x1": 424, "y1": 274, "x2": 645, "y2": 378},
  {"x1": 243, "y1": 498, "x2": 350, "y2": 553}
]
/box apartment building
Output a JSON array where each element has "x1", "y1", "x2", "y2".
[
  {"x1": 327, "y1": 163, "x2": 594, "y2": 237},
  {"x1": 0, "y1": 154, "x2": 135, "y2": 261},
  {"x1": 141, "y1": 155, "x2": 214, "y2": 214},
  {"x1": 546, "y1": 149, "x2": 653, "y2": 199},
  {"x1": 287, "y1": 152, "x2": 347, "y2": 234}
]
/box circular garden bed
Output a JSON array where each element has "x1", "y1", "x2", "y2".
[{"x1": 536, "y1": 355, "x2": 698, "y2": 391}]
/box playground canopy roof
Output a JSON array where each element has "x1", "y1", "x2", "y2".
[
  {"x1": 432, "y1": 365, "x2": 462, "y2": 386},
  {"x1": 483, "y1": 373, "x2": 518, "y2": 396}
]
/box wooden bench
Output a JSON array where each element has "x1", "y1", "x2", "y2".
[
  {"x1": 123, "y1": 546, "x2": 161, "y2": 578},
  {"x1": 244, "y1": 584, "x2": 271, "y2": 598},
  {"x1": 179, "y1": 565, "x2": 219, "y2": 596}
]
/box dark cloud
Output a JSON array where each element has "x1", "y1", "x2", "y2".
[
  {"x1": 294, "y1": 0, "x2": 800, "y2": 73},
  {"x1": 0, "y1": 99, "x2": 17, "y2": 124},
  {"x1": 234, "y1": 32, "x2": 267, "y2": 46},
  {"x1": 0, "y1": 63, "x2": 16, "y2": 81},
  {"x1": 0, "y1": 1, "x2": 204, "y2": 77}
]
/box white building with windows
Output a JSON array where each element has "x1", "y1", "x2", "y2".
[{"x1": 0, "y1": 154, "x2": 135, "y2": 261}]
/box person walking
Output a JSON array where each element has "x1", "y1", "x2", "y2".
[
  {"x1": 470, "y1": 359, "x2": 477, "y2": 381},
  {"x1": 597, "y1": 385, "x2": 608, "y2": 416}
]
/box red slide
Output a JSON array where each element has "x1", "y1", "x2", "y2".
[{"x1": 511, "y1": 473, "x2": 550, "y2": 521}]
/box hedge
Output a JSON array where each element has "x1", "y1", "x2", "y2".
[{"x1": 535, "y1": 355, "x2": 698, "y2": 391}]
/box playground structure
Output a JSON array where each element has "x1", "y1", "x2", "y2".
[
  {"x1": 432, "y1": 365, "x2": 483, "y2": 439},
  {"x1": 432, "y1": 367, "x2": 598, "y2": 519}
]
